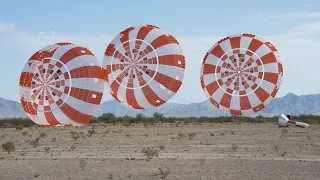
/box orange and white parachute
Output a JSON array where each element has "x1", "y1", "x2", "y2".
[
  {"x1": 200, "y1": 34, "x2": 283, "y2": 115},
  {"x1": 19, "y1": 42, "x2": 105, "y2": 126},
  {"x1": 102, "y1": 24, "x2": 185, "y2": 109}
]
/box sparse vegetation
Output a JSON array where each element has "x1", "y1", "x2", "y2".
[
  {"x1": 40, "y1": 132, "x2": 47, "y2": 138},
  {"x1": 2, "y1": 141, "x2": 15, "y2": 154},
  {"x1": 30, "y1": 137, "x2": 40, "y2": 147},
  {"x1": 232, "y1": 144, "x2": 238, "y2": 152},
  {"x1": 80, "y1": 159, "x2": 87, "y2": 171},
  {"x1": 188, "y1": 132, "x2": 196, "y2": 140},
  {"x1": 21, "y1": 131, "x2": 28, "y2": 136},
  {"x1": 15, "y1": 126, "x2": 23, "y2": 130},
  {"x1": 177, "y1": 132, "x2": 186, "y2": 140},
  {"x1": 1, "y1": 114, "x2": 319, "y2": 127},
  {"x1": 44, "y1": 147, "x2": 50, "y2": 153},
  {"x1": 87, "y1": 129, "x2": 95, "y2": 137},
  {"x1": 141, "y1": 146, "x2": 164, "y2": 160},
  {"x1": 70, "y1": 131, "x2": 81, "y2": 141},
  {"x1": 158, "y1": 167, "x2": 170, "y2": 179}
]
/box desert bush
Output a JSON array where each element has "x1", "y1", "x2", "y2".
[
  {"x1": 22, "y1": 131, "x2": 28, "y2": 136},
  {"x1": 2, "y1": 141, "x2": 15, "y2": 154},
  {"x1": 158, "y1": 167, "x2": 170, "y2": 179},
  {"x1": 30, "y1": 137, "x2": 40, "y2": 147},
  {"x1": 44, "y1": 147, "x2": 50, "y2": 153},
  {"x1": 232, "y1": 144, "x2": 238, "y2": 152},
  {"x1": 80, "y1": 159, "x2": 87, "y2": 171},
  {"x1": 15, "y1": 126, "x2": 23, "y2": 130},
  {"x1": 40, "y1": 132, "x2": 47, "y2": 138},
  {"x1": 188, "y1": 133, "x2": 196, "y2": 140},
  {"x1": 177, "y1": 132, "x2": 185, "y2": 140},
  {"x1": 141, "y1": 147, "x2": 161, "y2": 160},
  {"x1": 70, "y1": 131, "x2": 80, "y2": 141},
  {"x1": 87, "y1": 130, "x2": 95, "y2": 137}
]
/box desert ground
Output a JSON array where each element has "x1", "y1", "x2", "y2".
[{"x1": 0, "y1": 122, "x2": 319, "y2": 180}]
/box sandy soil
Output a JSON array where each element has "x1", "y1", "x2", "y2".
[{"x1": 0, "y1": 122, "x2": 319, "y2": 180}]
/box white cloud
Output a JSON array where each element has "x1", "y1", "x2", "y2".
[{"x1": 0, "y1": 20, "x2": 320, "y2": 104}]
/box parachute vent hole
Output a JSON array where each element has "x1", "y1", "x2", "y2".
[
  {"x1": 81, "y1": 50, "x2": 86, "y2": 53},
  {"x1": 145, "y1": 71, "x2": 150, "y2": 75},
  {"x1": 227, "y1": 64, "x2": 231, "y2": 67},
  {"x1": 120, "y1": 67, "x2": 124, "y2": 70},
  {"x1": 139, "y1": 72, "x2": 143, "y2": 75},
  {"x1": 242, "y1": 59, "x2": 245, "y2": 62},
  {"x1": 227, "y1": 78, "x2": 231, "y2": 81},
  {"x1": 33, "y1": 90, "x2": 36, "y2": 93},
  {"x1": 55, "y1": 76, "x2": 59, "y2": 80},
  {"x1": 132, "y1": 49, "x2": 135, "y2": 53},
  {"x1": 156, "y1": 100, "x2": 160, "y2": 103},
  {"x1": 133, "y1": 74, "x2": 135, "y2": 78},
  {"x1": 45, "y1": 96, "x2": 48, "y2": 100},
  {"x1": 143, "y1": 65, "x2": 147, "y2": 68},
  {"x1": 125, "y1": 73, "x2": 129, "y2": 77},
  {"x1": 92, "y1": 94, "x2": 97, "y2": 99},
  {"x1": 32, "y1": 81, "x2": 35, "y2": 84},
  {"x1": 225, "y1": 71, "x2": 229, "y2": 74},
  {"x1": 57, "y1": 69, "x2": 61, "y2": 74},
  {"x1": 43, "y1": 69, "x2": 46, "y2": 73},
  {"x1": 139, "y1": 51, "x2": 142, "y2": 55},
  {"x1": 248, "y1": 77, "x2": 252, "y2": 80},
  {"x1": 56, "y1": 85, "x2": 60, "y2": 88},
  {"x1": 50, "y1": 70, "x2": 54, "y2": 74},
  {"x1": 248, "y1": 63, "x2": 251, "y2": 66},
  {"x1": 38, "y1": 95, "x2": 41, "y2": 99},
  {"x1": 250, "y1": 71, "x2": 254, "y2": 73},
  {"x1": 93, "y1": 78, "x2": 98, "y2": 82},
  {"x1": 175, "y1": 76, "x2": 180, "y2": 80},
  {"x1": 120, "y1": 60, "x2": 124, "y2": 62},
  {"x1": 143, "y1": 57, "x2": 147, "y2": 61},
  {"x1": 234, "y1": 59, "x2": 237, "y2": 62},
  {"x1": 125, "y1": 52, "x2": 128, "y2": 56},
  {"x1": 35, "y1": 73, "x2": 39, "y2": 77},
  {"x1": 52, "y1": 92, "x2": 56, "y2": 96},
  {"x1": 178, "y1": 60, "x2": 181, "y2": 65}
]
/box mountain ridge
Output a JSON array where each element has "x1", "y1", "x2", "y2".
[{"x1": 1, "y1": 93, "x2": 320, "y2": 118}]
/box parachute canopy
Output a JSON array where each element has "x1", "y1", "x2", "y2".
[
  {"x1": 200, "y1": 34, "x2": 283, "y2": 115},
  {"x1": 103, "y1": 24, "x2": 185, "y2": 109},
  {"x1": 19, "y1": 42, "x2": 105, "y2": 126}
]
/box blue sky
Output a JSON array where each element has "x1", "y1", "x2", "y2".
[{"x1": 0, "y1": 0, "x2": 320, "y2": 104}]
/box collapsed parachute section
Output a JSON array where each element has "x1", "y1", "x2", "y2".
[
  {"x1": 19, "y1": 42, "x2": 105, "y2": 126},
  {"x1": 200, "y1": 34, "x2": 283, "y2": 115},
  {"x1": 103, "y1": 24, "x2": 185, "y2": 109}
]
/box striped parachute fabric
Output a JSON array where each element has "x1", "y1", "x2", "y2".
[
  {"x1": 200, "y1": 34, "x2": 283, "y2": 115},
  {"x1": 19, "y1": 42, "x2": 105, "y2": 126},
  {"x1": 103, "y1": 24, "x2": 185, "y2": 109}
]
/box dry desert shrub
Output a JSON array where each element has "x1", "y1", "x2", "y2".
[
  {"x1": 80, "y1": 159, "x2": 87, "y2": 171},
  {"x1": 2, "y1": 141, "x2": 15, "y2": 154},
  {"x1": 70, "y1": 131, "x2": 81, "y2": 141},
  {"x1": 188, "y1": 132, "x2": 196, "y2": 140},
  {"x1": 141, "y1": 146, "x2": 164, "y2": 160},
  {"x1": 44, "y1": 147, "x2": 50, "y2": 153},
  {"x1": 177, "y1": 132, "x2": 186, "y2": 140},
  {"x1": 158, "y1": 167, "x2": 170, "y2": 179},
  {"x1": 30, "y1": 137, "x2": 40, "y2": 147},
  {"x1": 40, "y1": 132, "x2": 47, "y2": 138},
  {"x1": 21, "y1": 131, "x2": 28, "y2": 136},
  {"x1": 87, "y1": 129, "x2": 95, "y2": 137},
  {"x1": 232, "y1": 144, "x2": 238, "y2": 152}
]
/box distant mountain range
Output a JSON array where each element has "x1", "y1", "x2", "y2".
[{"x1": 1, "y1": 93, "x2": 320, "y2": 118}]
